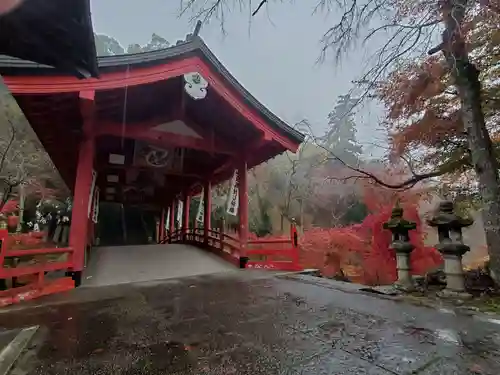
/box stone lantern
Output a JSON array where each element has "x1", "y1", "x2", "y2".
[
  {"x1": 383, "y1": 203, "x2": 416, "y2": 290},
  {"x1": 427, "y1": 200, "x2": 473, "y2": 297}
]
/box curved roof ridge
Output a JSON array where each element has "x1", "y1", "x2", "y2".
[
  {"x1": 193, "y1": 37, "x2": 305, "y2": 143},
  {"x1": 0, "y1": 36, "x2": 305, "y2": 144}
]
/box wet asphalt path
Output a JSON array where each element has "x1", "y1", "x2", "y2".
[{"x1": 0, "y1": 272, "x2": 499, "y2": 374}]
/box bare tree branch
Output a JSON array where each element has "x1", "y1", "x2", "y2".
[
  {"x1": 252, "y1": 0, "x2": 268, "y2": 16},
  {"x1": 295, "y1": 119, "x2": 451, "y2": 191}
]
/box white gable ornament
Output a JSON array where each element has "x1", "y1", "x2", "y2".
[{"x1": 183, "y1": 72, "x2": 208, "y2": 100}]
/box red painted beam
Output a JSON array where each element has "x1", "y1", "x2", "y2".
[
  {"x1": 2, "y1": 57, "x2": 200, "y2": 93},
  {"x1": 95, "y1": 122, "x2": 236, "y2": 155},
  {"x1": 2, "y1": 56, "x2": 301, "y2": 152},
  {"x1": 96, "y1": 164, "x2": 202, "y2": 178}
]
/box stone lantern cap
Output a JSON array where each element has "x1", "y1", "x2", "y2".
[
  {"x1": 383, "y1": 204, "x2": 417, "y2": 233},
  {"x1": 426, "y1": 201, "x2": 473, "y2": 229},
  {"x1": 383, "y1": 204, "x2": 416, "y2": 254}
]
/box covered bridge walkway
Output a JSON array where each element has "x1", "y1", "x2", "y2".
[
  {"x1": 0, "y1": 11, "x2": 304, "y2": 306},
  {"x1": 83, "y1": 244, "x2": 237, "y2": 287}
]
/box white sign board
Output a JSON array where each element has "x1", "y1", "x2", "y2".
[
  {"x1": 196, "y1": 189, "x2": 204, "y2": 224},
  {"x1": 226, "y1": 170, "x2": 239, "y2": 216},
  {"x1": 87, "y1": 170, "x2": 97, "y2": 218},
  {"x1": 177, "y1": 200, "x2": 183, "y2": 227},
  {"x1": 165, "y1": 207, "x2": 170, "y2": 231}
]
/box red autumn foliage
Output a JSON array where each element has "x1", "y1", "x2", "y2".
[
  {"x1": 1, "y1": 199, "x2": 18, "y2": 214},
  {"x1": 299, "y1": 202, "x2": 442, "y2": 285},
  {"x1": 297, "y1": 174, "x2": 442, "y2": 285},
  {"x1": 244, "y1": 166, "x2": 442, "y2": 284}
]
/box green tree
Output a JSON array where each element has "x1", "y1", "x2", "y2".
[
  {"x1": 141, "y1": 33, "x2": 170, "y2": 52},
  {"x1": 94, "y1": 34, "x2": 125, "y2": 56},
  {"x1": 250, "y1": 194, "x2": 273, "y2": 237},
  {"x1": 323, "y1": 94, "x2": 362, "y2": 167},
  {"x1": 94, "y1": 33, "x2": 170, "y2": 57},
  {"x1": 340, "y1": 197, "x2": 368, "y2": 225}
]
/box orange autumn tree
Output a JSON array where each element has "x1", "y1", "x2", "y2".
[{"x1": 377, "y1": 7, "x2": 500, "y2": 185}]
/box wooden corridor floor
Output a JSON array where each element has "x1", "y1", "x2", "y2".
[{"x1": 82, "y1": 244, "x2": 238, "y2": 287}]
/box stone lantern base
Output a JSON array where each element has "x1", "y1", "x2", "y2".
[
  {"x1": 392, "y1": 242, "x2": 415, "y2": 292},
  {"x1": 436, "y1": 289, "x2": 472, "y2": 299},
  {"x1": 437, "y1": 245, "x2": 472, "y2": 298}
]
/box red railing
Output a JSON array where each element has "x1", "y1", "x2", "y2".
[
  {"x1": 0, "y1": 229, "x2": 75, "y2": 307},
  {"x1": 160, "y1": 222, "x2": 301, "y2": 271}
]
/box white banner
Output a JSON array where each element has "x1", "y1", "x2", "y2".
[
  {"x1": 196, "y1": 189, "x2": 204, "y2": 224},
  {"x1": 92, "y1": 187, "x2": 100, "y2": 224},
  {"x1": 177, "y1": 200, "x2": 183, "y2": 227},
  {"x1": 165, "y1": 207, "x2": 170, "y2": 231},
  {"x1": 87, "y1": 170, "x2": 97, "y2": 218},
  {"x1": 226, "y1": 169, "x2": 239, "y2": 216}
]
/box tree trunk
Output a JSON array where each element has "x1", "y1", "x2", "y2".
[
  {"x1": 299, "y1": 198, "x2": 304, "y2": 230},
  {"x1": 16, "y1": 183, "x2": 24, "y2": 233},
  {"x1": 442, "y1": 0, "x2": 500, "y2": 280}
]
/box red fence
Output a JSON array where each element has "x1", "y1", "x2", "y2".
[
  {"x1": 0, "y1": 229, "x2": 75, "y2": 307},
  {"x1": 161, "y1": 222, "x2": 302, "y2": 272}
]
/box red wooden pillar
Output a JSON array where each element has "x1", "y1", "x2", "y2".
[
  {"x1": 155, "y1": 220, "x2": 160, "y2": 243},
  {"x1": 69, "y1": 90, "x2": 95, "y2": 286},
  {"x1": 238, "y1": 158, "x2": 249, "y2": 264},
  {"x1": 203, "y1": 180, "x2": 211, "y2": 245},
  {"x1": 182, "y1": 192, "x2": 190, "y2": 239}
]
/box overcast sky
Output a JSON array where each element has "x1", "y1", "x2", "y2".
[{"x1": 90, "y1": 0, "x2": 386, "y2": 154}]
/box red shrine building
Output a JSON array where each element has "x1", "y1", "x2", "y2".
[{"x1": 0, "y1": 3, "x2": 304, "y2": 302}]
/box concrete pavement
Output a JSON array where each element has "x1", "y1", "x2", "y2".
[
  {"x1": 83, "y1": 244, "x2": 237, "y2": 287},
  {"x1": 0, "y1": 272, "x2": 499, "y2": 374}
]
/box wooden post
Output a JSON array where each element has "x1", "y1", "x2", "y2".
[
  {"x1": 69, "y1": 90, "x2": 95, "y2": 286},
  {"x1": 182, "y1": 192, "x2": 190, "y2": 240},
  {"x1": 219, "y1": 218, "x2": 225, "y2": 252},
  {"x1": 290, "y1": 219, "x2": 300, "y2": 270},
  {"x1": 169, "y1": 201, "x2": 175, "y2": 243},
  {"x1": 203, "y1": 180, "x2": 211, "y2": 245},
  {"x1": 0, "y1": 228, "x2": 7, "y2": 290},
  {"x1": 159, "y1": 208, "x2": 165, "y2": 243},
  {"x1": 155, "y1": 220, "x2": 160, "y2": 244},
  {"x1": 238, "y1": 158, "x2": 248, "y2": 267}
]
